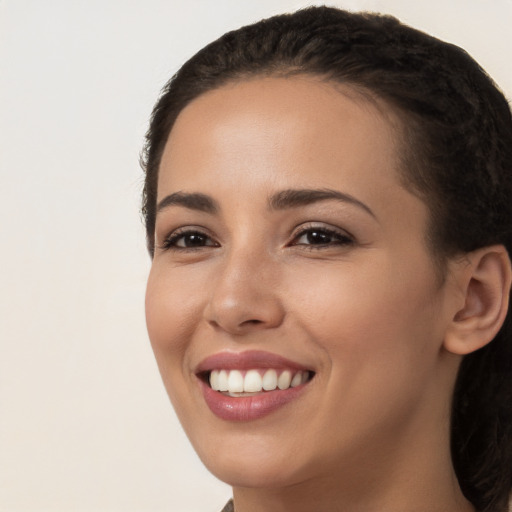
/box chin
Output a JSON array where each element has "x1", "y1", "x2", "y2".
[
  {"x1": 206, "y1": 457, "x2": 307, "y2": 489},
  {"x1": 193, "y1": 433, "x2": 313, "y2": 488}
]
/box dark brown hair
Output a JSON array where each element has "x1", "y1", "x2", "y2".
[{"x1": 141, "y1": 7, "x2": 512, "y2": 511}]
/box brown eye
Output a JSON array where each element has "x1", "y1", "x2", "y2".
[
  {"x1": 162, "y1": 230, "x2": 219, "y2": 250},
  {"x1": 293, "y1": 227, "x2": 353, "y2": 247},
  {"x1": 301, "y1": 230, "x2": 334, "y2": 244},
  {"x1": 176, "y1": 232, "x2": 210, "y2": 247}
]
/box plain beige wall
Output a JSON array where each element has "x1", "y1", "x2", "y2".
[{"x1": 0, "y1": 1, "x2": 510, "y2": 511}]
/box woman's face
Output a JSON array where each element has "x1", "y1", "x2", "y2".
[{"x1": 146, "y1": 77, "x2": 458, "y2": 488}]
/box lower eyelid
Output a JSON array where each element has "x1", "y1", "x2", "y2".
[{"x1": 299, "y1": 238, "x2": 353, "y2": 247}]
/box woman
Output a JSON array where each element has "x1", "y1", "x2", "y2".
[{"x1": 141, "y1": 7, "x2": 512, "y2": 512}]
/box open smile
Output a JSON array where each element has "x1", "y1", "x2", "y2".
[{"x1": 195, "y1": 351, "x2": 315, "y2": 421}]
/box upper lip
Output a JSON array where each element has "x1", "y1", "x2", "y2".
[{"x1": 195, "y1": 350, "x2": 312, "y2": 374}]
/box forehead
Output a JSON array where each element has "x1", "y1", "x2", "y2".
[
  {"x1": 158, "y1": 76, "x2": 403, "y2": 200},
  {"x1": 159, "y1": 76, "x2": 403, "y2": 198}
]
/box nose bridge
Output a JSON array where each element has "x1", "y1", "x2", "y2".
[{"x1": 205, "y1": 237, "x2": 284, "y2": 333}]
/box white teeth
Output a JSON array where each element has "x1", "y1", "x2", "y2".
[
  {"x1": 209, "y1": 369, "x2": 311, "y2": 394},
  {"x1": 218, "y1": 370, "x2": 229, "y2": 392},
  {"x1": 262, "y1": 369, "x2": 278, "y2": 391},
  {"x1": 244, "y1": 370, "x2": 263, "y2": 392},
  {"x1": 227, "y1": 370, "x2": 244, "y2": 393},
  {"x1": 290, "y1": 372, "x2": 302, "y2": 387},
  {"x1": 277, "y1": 370, "x2": 292, "y2": 390},
  {"x1": 210, "y1": 370, "x2": 220, "y2": 390}
]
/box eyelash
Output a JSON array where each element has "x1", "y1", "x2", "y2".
[
  {"x1": 160, "y1": 225, "x2": 354, "y2": 252},
  {"x1": 290, "y1": 225, "x2": 354, "y2": 250},
  {"x1": 160, "y1": 228, "x2": 219, "y2": 252}
]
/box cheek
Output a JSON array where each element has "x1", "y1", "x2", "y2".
[
  {"x1": 284, "y1": 257, "x2": 445, "y2": 448},
  {"x1": 286, "y1": 255, "x2": 442, "y2": 369},
  {"x1": 145, "y1": 264, "x2": 205, "y2": 371},
  {"x1": 145, "y1": 264, "x2": 212, "y2": 426}
]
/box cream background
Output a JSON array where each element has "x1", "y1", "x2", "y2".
[{"x1": 0, "y1": 1, "x2": 510, "y2": 511}]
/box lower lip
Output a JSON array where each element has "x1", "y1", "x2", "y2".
[{"x1": 199, "y1": 379, "x2": 310, "y2": 422}]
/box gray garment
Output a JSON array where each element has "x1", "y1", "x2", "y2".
[{"x1": 220, "y1": 499, "x2": 234, "y2": 512}]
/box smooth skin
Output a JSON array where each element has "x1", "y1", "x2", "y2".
[{"x1": 146, "y1": 76, "x2": 510, "y2": 512}]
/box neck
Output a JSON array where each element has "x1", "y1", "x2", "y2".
[{"x1": 233, "y1": 481, "x2": 474, "y2": 512}]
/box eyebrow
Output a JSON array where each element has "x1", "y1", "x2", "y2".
[
  {"x1": 156, "y1": 188, "x2": 375, "y2": 218},
  {"x1": 157, "y1": 192, "x2": 219, "y2": 214},
  {"x1": 268, "y1": 188, "x2": 376, "y2": 218}
]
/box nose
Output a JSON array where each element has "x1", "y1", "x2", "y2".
[{"x1": 204, "y1": 247, "x2": 285, "y2": 335}]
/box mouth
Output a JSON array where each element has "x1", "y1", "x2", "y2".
[
  {"x1": 200, "y1": 368, "x2": 314, "y2": 396},
  {"x1": 195, "y1": 351, "x2": 316, "y2": 421}
]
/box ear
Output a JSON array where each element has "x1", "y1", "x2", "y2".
[{"x1": 444, "y1": 245, "x2": 511, "y2": 355}]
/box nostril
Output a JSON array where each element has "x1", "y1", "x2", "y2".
[
  {"x1": 205, "y1": 292, "x2": 285, "y2": 333},
  {"x1": 208, "y1": 318, "x2": 262, "y2": 331}
]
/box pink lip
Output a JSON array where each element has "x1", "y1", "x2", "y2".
[
  {"x1": 195, "y1": 350, "x2": 310, "y2": 373},
  {"x1": 195, "y1": 350, "x2": 314, "y2": 422}
]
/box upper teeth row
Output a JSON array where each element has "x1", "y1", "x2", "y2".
[{"x1": 209, "y1": 369, "x2": 309, "y2": 393}]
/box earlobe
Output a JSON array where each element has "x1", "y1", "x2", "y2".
[{"x1": 444, "y1": 245, "x2": 512, "y2": 355}]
